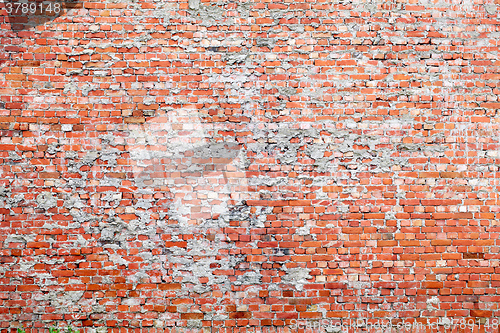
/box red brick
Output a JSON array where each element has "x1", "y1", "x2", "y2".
[
  {"x1": 470, "y1": 310, "x2": 492, "y2": 317},
  {"x1": 181, "y1": 313, "x2": 204, "y2": 320}
]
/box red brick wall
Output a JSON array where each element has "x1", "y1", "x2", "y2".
[{"x1": 1, "y1": 0, "x2": 500, "y2": 331}]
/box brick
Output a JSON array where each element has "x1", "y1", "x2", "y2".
[
  {"x1": 158, "y1": 284, "x2": 181, "y2": 290},
  {"x1": 419, "y1": 172, "x2": 440, "y2": 178},
  {"x1": 17, "y1": 285, "x2": 40, "y2": 291},
  {"x1": 463, "y1": 253, "x2": 484, "y2": 259},
  {"x1": 124, "y1": 117, "x2": 146, "y2": 123},
  {"x1": 325, "y1": 283, "x2": 347, "y2": 289},
  {"x1": 229, "y1": 312, "x2": 252, "y2": 319},
  {"x1": 470, "y1": 310, "x2": 492, "y2": 318},
  {"x1": 323, "y1": 186, "x2": 342, "y2": 192},
  {"x1": 431, "y1": 239, "x2": 451, "y2": 246}
]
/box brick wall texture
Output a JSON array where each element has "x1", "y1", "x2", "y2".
[{"x1": 2, "y1": 0, "x2": 500, "y2": 331}]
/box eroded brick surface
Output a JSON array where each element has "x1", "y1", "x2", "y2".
[{"x1": 1, "y1": 0, "x2": 500, "y2": 331}]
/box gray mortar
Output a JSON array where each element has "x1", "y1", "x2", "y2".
[
  {"x1": 234, "y1": 271, "x2": 262, "y2": 286},
  {"x1": 36, "y1": 192, "x2": 57, "y2": 210}
]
